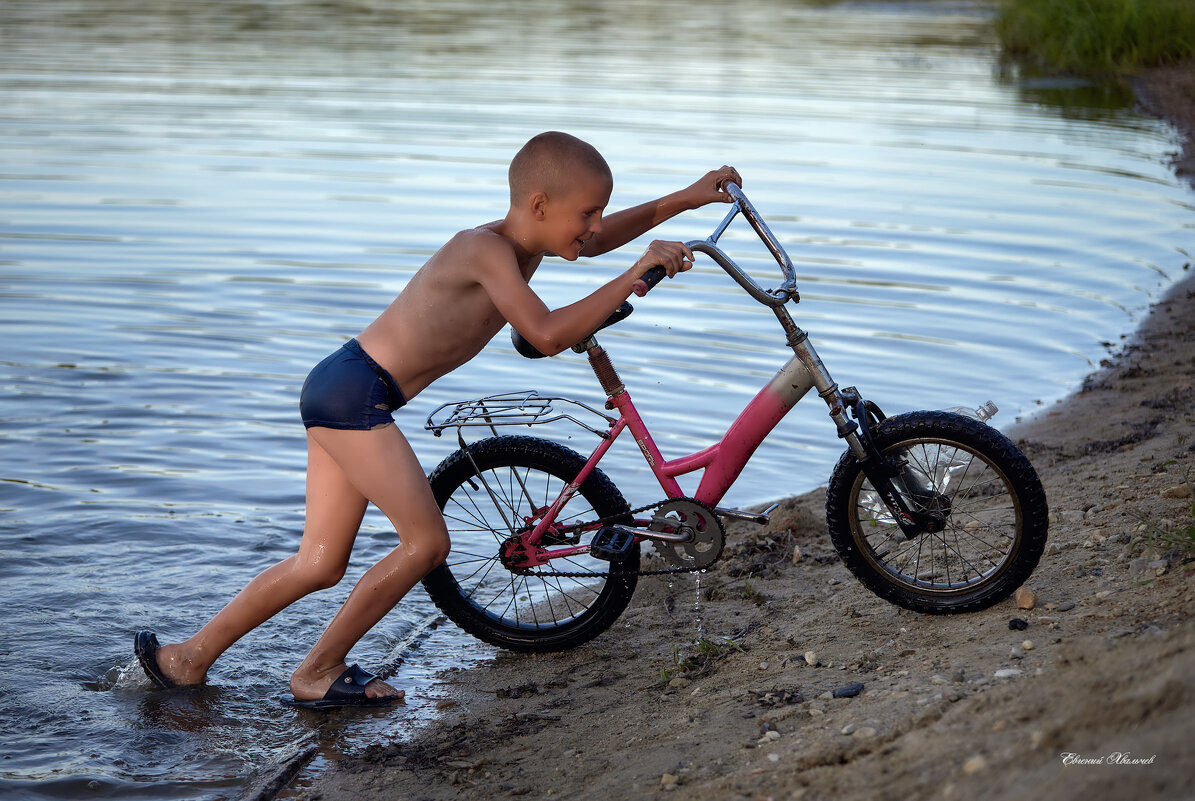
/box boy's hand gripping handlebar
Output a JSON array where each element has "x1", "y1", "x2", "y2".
[{"x1": 632, "y1": 265, "x2": 668, "y2": 297}]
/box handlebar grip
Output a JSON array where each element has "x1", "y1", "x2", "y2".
[{"x1": 632, "y1": 265, "x2": 667, "y2": 297}]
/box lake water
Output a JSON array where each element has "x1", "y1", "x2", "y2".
[{"x1": 1, "y1": 1, "x2": 1192, "y2": 798}]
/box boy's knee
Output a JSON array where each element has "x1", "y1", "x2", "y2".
[
  {"x1": 292, "y1": 558, "x2": 346, "y2": 592},
  {"x1": 406, "y1": 526, "x2": 451, "y2": 571},
  {"x1": 427, "y1": 532, "x2": 452, "y2": 567}
]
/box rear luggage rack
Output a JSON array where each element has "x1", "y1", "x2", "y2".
[{"x1": 425, "y1": 391, "x2": 616, "y2": 438}]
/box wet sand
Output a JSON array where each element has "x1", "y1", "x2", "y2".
[{"x1": 303, "y1": 70, "x2": 1195, "y2": 801}]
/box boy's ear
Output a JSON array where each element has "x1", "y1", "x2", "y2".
[{"x1": 529, "y1": 191, "x2": 549, "y2": 221}]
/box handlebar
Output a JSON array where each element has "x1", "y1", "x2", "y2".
[
  {"x1": 687, "y1": 182, "x2": 799, "y2": 308},
  {"x1": 630, "y1": 183, "x2": 800, "y2": 307},
  {"x1": 632, "y1": 265, "x2": 668, "y2": 297}
]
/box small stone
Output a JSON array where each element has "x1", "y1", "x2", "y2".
[
  {"x1": 804, "y1": 651, "x2": 819, "y2": 667},
  {"x1": 669, "y1": 677, "x2": 691, "y2": 689},
  {"x1": 1015, "y1": 587, "x2": 1037, "y2": 610},
  {"x1": 768, "y1": 752, "x2": 780, "y2": 762},
  {"x1": 759, "y1": 662, "x2": 770, "y2": 671},
  {"x1": 1057, "y1": 601, "x2": 1076, "y2": 612},
  {"x1": 792, "y1": 545, "x2": 803, "y2": 564},
  {"x1": 931, "y1": 675, "x2": 948, "y2": 685},
  {"x1": 1010, "y1": 647, "x2": 1024, "y2": 660},
  {"x1": 994, "y1": 668, "x2": 1022, "y2": 679},
  {"x1": 1009, "y1": 618, "x2": 1029, "y2": 631},
  {"x1": 962, "y1": 755, "x2": 987, "y2": 775},
  {"x1": 852, "y1": 727, "x2": 877, "y2": 740},
  {"x1": 841, "y1": 723, "x2": 856, "y2": 735},
  {"x1": 1161, "y1": 483, "x2": 1192, "y2": 499},
  {"x1": 832, "y1": 682, "x2": 865, "y2": 699},
  {"x1": 1147, "y1": 559, "x2": 1169, "y2": 576},
  {"x1": 660, "y1": 773, "x2": 679, "y2": 789},
  {"x1": 1129, "y1": 557, "x2": 1152, "y2": 577},
  {"x1": 951, "y1": 669, "x2": 966, "y2": 684},
  {"x1": 1022, "y1": 640, "x2": 1035, "y2": 651}
]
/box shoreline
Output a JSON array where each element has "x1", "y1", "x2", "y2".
[{"x1": 302, "y1": 74, "x2": 1195, "y2": 801}]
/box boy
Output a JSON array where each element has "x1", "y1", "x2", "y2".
[{"x1": 136, "y1": 131, "x2": 741, "y2": 709}]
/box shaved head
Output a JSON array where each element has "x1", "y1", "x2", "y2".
[{"x1": 508, "y1": 131, "x2": 612, "y2": 205}]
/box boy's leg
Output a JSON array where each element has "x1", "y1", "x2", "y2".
[
  {"x1": 288, "y1": 423, "x2": 451, "y2": 702},
  {"x1": 148, "y1": 433, "x2": 370, "y2": 687}
]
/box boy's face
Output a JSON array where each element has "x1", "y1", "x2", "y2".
[{"x1": 542, "y1": 169, "x2": 612, "y2": 260}]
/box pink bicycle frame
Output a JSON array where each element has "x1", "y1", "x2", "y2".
[{"x1": 523, "y1": 347, "x2": 822, "y2": 553}]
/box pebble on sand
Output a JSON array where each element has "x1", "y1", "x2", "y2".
[
  {"x1": 963, "y1": 755, "x2": 988, "y2": 774},
  {"x1": 1015, "y1": 586, "x2": 1036, "y2": 610}
]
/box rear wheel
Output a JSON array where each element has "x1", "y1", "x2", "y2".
[
  {"x1": 826, "y1": 411, "x2": 1048, "y2": 613},
  {"x1": 422, "y1": 436, "x2": 638, "y2": 652}
]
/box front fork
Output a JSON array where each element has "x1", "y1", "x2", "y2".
[{"x1": 777, "y1": 309, "x2": 943, "y2": 540}]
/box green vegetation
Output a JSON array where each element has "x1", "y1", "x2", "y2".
[
  {"x1": 659, "y1": 636, "x2": 746, "y2": 682},
  {"x1": 996, "y1": 0, "x2": 1195, "y2": 74},
  {"x1": 1147, "y1": 481, "x2": 1195, "y2": 558}
]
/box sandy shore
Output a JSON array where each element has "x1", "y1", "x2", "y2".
[{"x1": 301, "y1": 73, "x2": 1195, "y2": 801}]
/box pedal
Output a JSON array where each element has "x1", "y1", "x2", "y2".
[{"x1": 589, "y1": 526, "x2": 636, "y2": 561}]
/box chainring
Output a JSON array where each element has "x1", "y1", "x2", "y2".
[{"x1": 649, "y1": 499, "x2": 725, "y2": 570}]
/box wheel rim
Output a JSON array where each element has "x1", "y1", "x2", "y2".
[
  {"x1": 850, "y1": 438, "x2": 1023, "y2": 596},
  {"x1": 439, "y1": 461, "x2": 620, "y2": 632}
]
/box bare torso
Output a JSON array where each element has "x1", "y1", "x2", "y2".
[{"x1": 355, "y1": 223, "x2": 539, "y2": 401}]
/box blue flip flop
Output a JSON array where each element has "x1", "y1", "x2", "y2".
[
  {"x1": 134, "y1": 630, "x2": 178, "y2": 690},
  {"x1": 281, "y1": 664, "x2": 399, "y2": 711}
]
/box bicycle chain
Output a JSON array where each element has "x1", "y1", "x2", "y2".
[{"x1": 508, "y1": 497, "x2": 722, "y2": 578}]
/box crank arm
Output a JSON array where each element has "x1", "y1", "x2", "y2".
[{"x1": 601, "y1": 524, "x2": 692, "y2": 544}]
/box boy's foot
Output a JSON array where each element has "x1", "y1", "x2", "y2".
[
  {"x1": 134, "y1": 630, "x2": 177, "y2": 689},
  {"x1": 282, "y1": 664, "x2": 403, "y2": 710},
  {"x1": 133, "y1": 630, "x2": 205, "y2": 689}
]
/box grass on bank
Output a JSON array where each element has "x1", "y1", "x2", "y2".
[{"x1": 996, "y1": 0, "x2": 1195, "y2": 74}]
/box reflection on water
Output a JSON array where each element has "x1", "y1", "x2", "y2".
[{"x1": 2, "y1": 1, "x2": 1192, "y2": 798}]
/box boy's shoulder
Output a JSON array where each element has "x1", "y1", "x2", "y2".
[
  {"x1": 444, "y1": 223, "x2": 512, "y2": 254},
  {"x1": 438, "y1": 224, "x2": 531, "y2": 277}
]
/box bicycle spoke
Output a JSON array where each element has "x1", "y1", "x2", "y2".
[{"x1": 858, "y1": 438, "x2": 1023, "y2": 592}]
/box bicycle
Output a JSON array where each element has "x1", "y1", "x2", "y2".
[{"x1": 421, "y1": 183, "x2": 1049, "y2": 653}]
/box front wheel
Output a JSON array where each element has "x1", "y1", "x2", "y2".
[
  {"x1": 422, "y1": 435, "x2": 639, "y2": 652},
  {"x1": 826, "y1": 411, "x2": 1048, "y2": 614}
]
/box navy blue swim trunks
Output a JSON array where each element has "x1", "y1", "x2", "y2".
[{"x1": 300, "y1": 339, "x2": 406, "y2": 430}]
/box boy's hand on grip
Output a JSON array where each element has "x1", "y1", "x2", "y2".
[{"x1": 631, "y1": 240, "x2": 693, "y2": 296}]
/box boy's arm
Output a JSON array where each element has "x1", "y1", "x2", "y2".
[
  {"x1": 581, "y1": 165, "x2": 741, "y2": 257},
  {"x1": 475, "y1": 237, "x2": 692, "y2": 356}
]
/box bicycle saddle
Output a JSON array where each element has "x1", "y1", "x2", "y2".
[{"x1": 511, "y1": 301, "x2": 634, "y2": 359}]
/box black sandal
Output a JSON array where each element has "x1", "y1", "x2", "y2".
[{"x1": 281, "y1": 664, "x2": 399, "y2": 710}]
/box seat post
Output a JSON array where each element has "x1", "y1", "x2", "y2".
[{"x1": 579, "y1": 337, "x2": 625, "y2": 399}]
